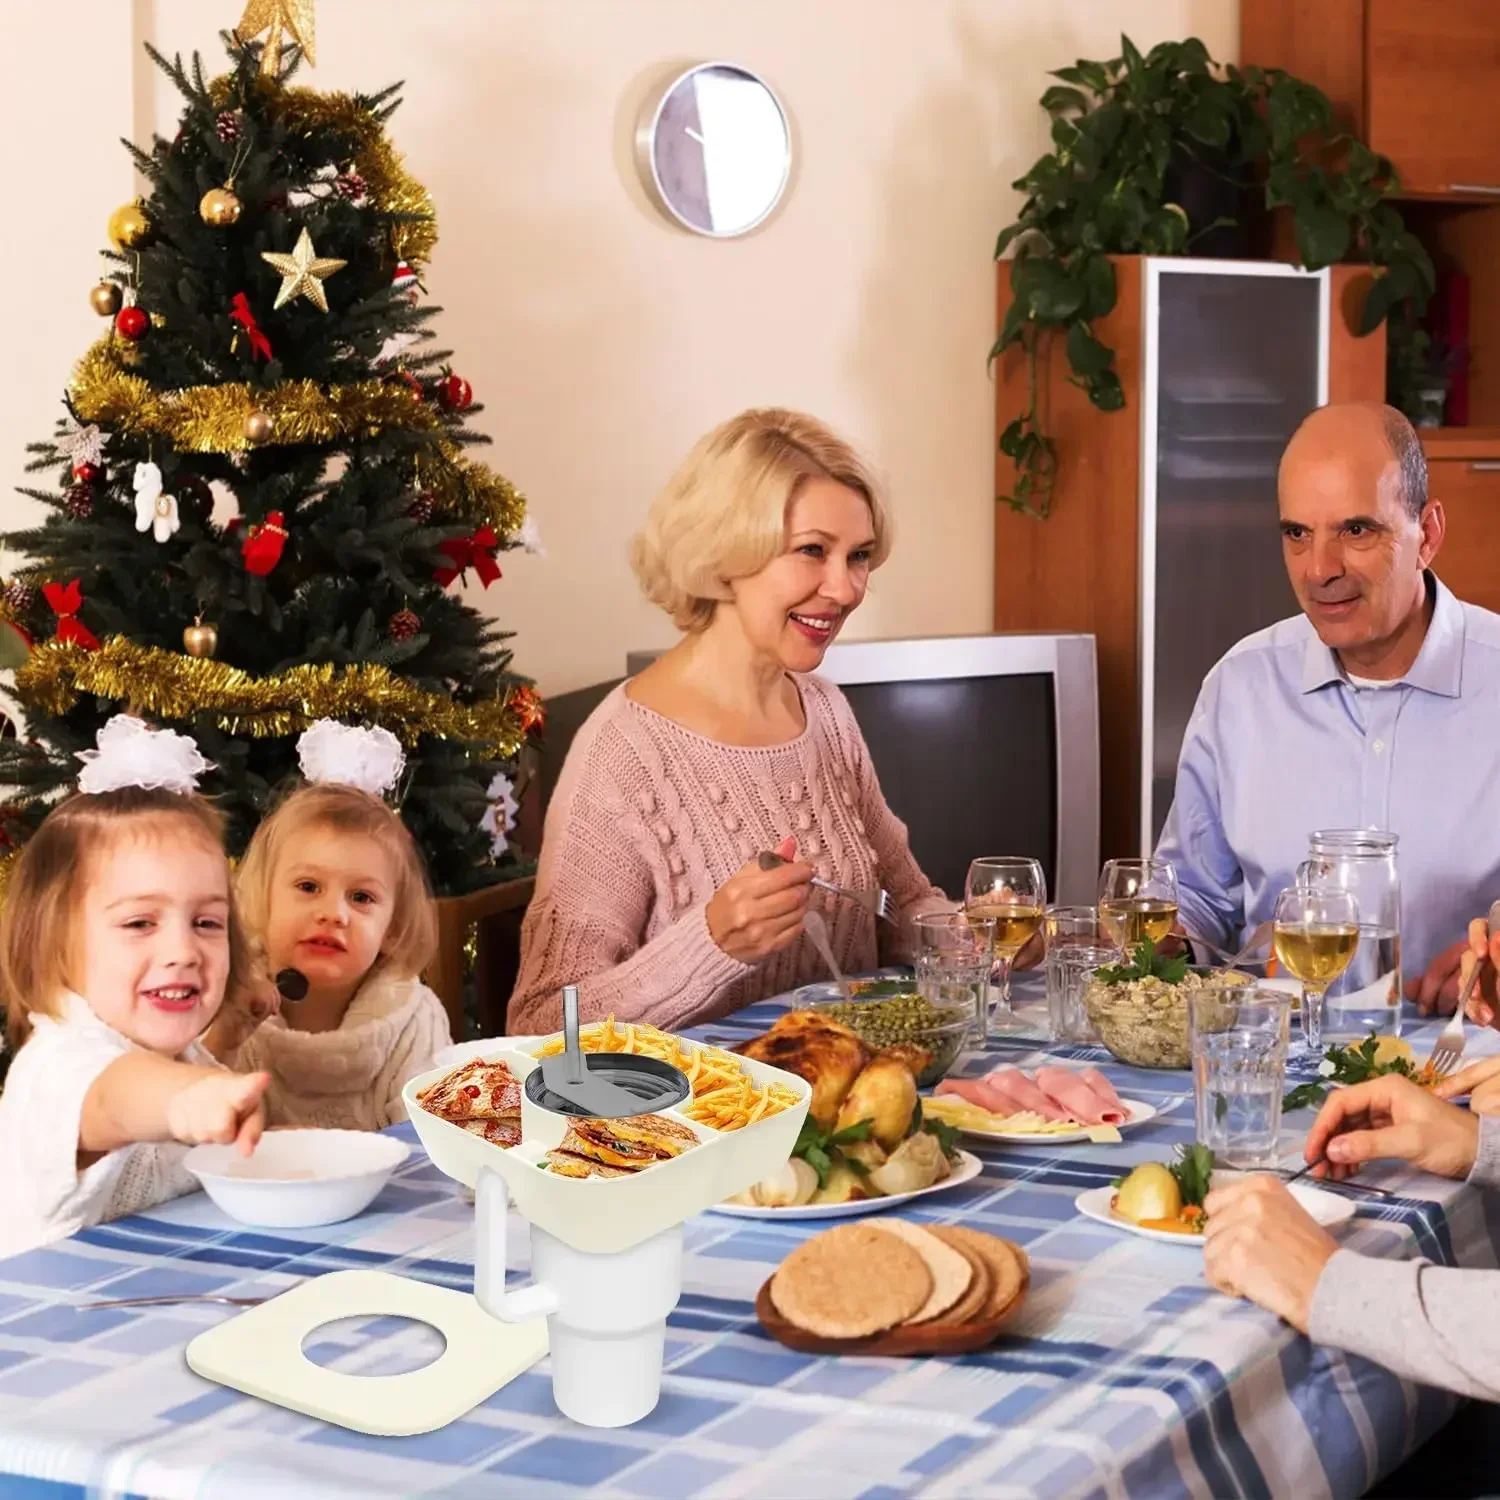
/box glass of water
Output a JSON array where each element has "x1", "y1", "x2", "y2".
[
  {"x1": 914, "y1": 911, "x2": 995, "y2": 1045},
  {"x1": 1188, "y1": 986, "x2": 1292, "y2": 1169},
  {"x1": 1042, "y1": 905, "x2": 1109, "y2": 1043}
]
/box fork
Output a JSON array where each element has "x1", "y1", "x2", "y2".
[
  {"x1": 1184, "y1": 919, "x2": 1273, "y2": 970},
  {"x1": 76, "y1": 1292, "x2": 270, "y2": 1310},
  {"x1": 1423, "y1": 897, "x2": 1500, "y2": 1080},
  {"x1": 757, "y1": 850, "x2": 896, "y2": 925}
]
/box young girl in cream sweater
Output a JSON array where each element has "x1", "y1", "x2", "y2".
[{"x1": 207, "y1": 721, "x2": 450, "y2": 1129}]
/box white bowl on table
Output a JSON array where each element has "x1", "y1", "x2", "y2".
[{"x1": 184, "y1": 1129, "x2": 409, "y2": 1228}]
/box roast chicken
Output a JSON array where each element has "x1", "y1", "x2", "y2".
[{"x1": 736, "y1": 1010, "x2": 872, "y2": 1127}]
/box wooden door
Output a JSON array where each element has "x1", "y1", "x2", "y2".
[{"x1": 1366, "y1": 0, "x2": 1500, "y2": 195}]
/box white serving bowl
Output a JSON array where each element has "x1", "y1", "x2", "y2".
[
  {"x1": 184, "y1": 1129, "x2": 409, "y2": 1229},
  {"x1": 434, "y1": 1036, "x2": 542, "y2": 1071}
]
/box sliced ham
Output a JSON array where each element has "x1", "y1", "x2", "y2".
[
  {"x1": 1035, "y1": 1066, "x2": 1126, "y2": 1125},
  {"x1": 1080, "y1": 1068, "x2": 1124, "y2": 1112},
  {"x1": 985, "y1": 1066, "x2": 1072, "y2": 1121}
]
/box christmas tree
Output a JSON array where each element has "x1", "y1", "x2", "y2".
[{"x1": 0, "y1": 13, "x2": 542, "y2": 899}]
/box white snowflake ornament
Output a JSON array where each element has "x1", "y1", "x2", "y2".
[
  {"x1": 132, "y1": 461, "x2": 180, "y2": 543},
  {"x1": 57, "y1": 416, "x2": 104, "y2": 470},
  {"x1": 515, "y1": 515, "x2": 546, "y2": 557},
  {"x1": 480, "y1": 770, "x2": 520, "y2": 855}
]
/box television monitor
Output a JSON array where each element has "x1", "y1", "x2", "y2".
[{"x1": 620, "y1": 632, "x2": 1100, "y2": 905}]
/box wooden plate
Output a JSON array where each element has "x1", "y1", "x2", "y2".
[{"x1": 755, "y1": 1237, "x2": 1029, "y2": 1356}]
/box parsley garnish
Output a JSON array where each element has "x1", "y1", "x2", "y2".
[
  {"x1": 1093, "y1": 936, "x2": 1189, "y2": 987},
  {"x1": 1283, "y1": 1032, "x2": 1420, "y2": 1112}
]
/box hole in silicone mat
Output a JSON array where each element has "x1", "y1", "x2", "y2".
[{"x1": 301, "y1": 1315, "x2": 447, "y2": 1376}]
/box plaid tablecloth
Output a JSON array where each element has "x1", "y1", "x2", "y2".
[{"x1": 0, "y1": 987, "x2": 1494, "y2": 1500}]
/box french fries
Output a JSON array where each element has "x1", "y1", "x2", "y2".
[{"x1": 532, "y1": 1017, "x2": 797, "y2": 1131}]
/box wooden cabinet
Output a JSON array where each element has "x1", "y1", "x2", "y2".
[
  {"x1": 995, "y1": 258, "x2": 1383, "y2": 861},
  {"x1": 1366, "y1": 0, "x2": 1500, "y2": 195},
  {"x1": 1424, "y1": 430, "x2": 1500, "y2": 613},
  {"x1": 1244, "y1": 0, "x2": 1500, "y2": 197}
]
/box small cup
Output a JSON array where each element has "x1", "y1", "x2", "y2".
[
  {"x1": 914, "y1": 911, "x2": 995, "y2": 1045},
  {"x1": 1188, "y1": 986, "x2": 1292, "y2": 1170}
]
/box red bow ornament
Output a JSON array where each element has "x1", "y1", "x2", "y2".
[
  {"x1": 229, "y1": 292, "x2": 273, "y2": 362},
  {"x1": 434, "y1": 525, "x2": 501, "y2": 589},
  {"x1": 43, "y1": 579, "x2": 100, "y2": 650},
  {"x1": 242, "y1": 511, "x2": 288, "y2": 576}
]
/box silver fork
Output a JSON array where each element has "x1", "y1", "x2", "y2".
[
  {"x1": 76, "y1": 1293, "x2": 270, "y2": 1311},
  {"x1": 757, "y1": 851, "x2": 896, "y2": 925},
  {"x1": 1184, "y1": 919, "x2": 1274, "y2": 970},
  {"x1": 1424, "y1": 897, "x2": 1500, "y2": 1080}
]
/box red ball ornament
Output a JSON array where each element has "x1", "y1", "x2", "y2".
[
  {"x1": 438, "y1": 374, "x2": 472, "y2": 411},
  {"x1": 115, "y1": 306, "x2": 149, "y2": 340},
  {"x1": 388, "y1": 607, "x2": 421, "y2": 641},
  {"x1": 71, "y1": 462, "x2": 101, "y2": 485}
]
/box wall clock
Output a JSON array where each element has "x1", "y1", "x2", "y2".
[{"x1": 635, "y1": 63, "x2": 792, "y2": 238}]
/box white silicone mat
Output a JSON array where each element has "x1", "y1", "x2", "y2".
[{"x1": 185, "y1": 1269, "x2": 548, "y2": 1436}]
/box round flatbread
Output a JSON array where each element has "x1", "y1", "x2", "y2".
[
  {"x1": 769, "y1": 1224, "x2": 931, "y2": 1339},
  {"x1": 911, "y1": 1238, "x2": 991, "y2": 1326},
  {"x1": 930, "y1": 1225, "x2": 1026, "y2": 1319},
  {"x1": 867, "y1": 1218, "x2": 973, "y2": 1324}
]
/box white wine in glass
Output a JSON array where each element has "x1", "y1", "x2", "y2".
[
  {"x1": 1098, "y1": 858, "x2": 1180, "y2": 954},
  {"x1": 1272, "y1": 887, "x2": 1359, "y2": 1053},
  {"x1": 964, "y1": 856, "x2": 1047, "y2": 1035}
]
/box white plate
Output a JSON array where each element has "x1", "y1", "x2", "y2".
[
  {"x1": 185, "y1": 1129, "x2": 409, "y2": 1229},
  {"x1": 1074, "y1": 1174, "x2": 1356, "y2": 1246},
  {"x1": 706, "y1": 1149, "x2": 984, "y2": 1221},
  {"x1": 939, "y1": 1097, "x2": 1158, "y2": 1144}
]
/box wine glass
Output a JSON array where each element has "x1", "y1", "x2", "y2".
[
  {"x1": 1097, "y1": 858, "x2": 1180, "y2": 955},
  {"x1": 964, "y1": 857, "x2": 1047, "y2": 1034},
  {"x1": 1272, "y1": 886, "x2": 1360, "y2": 1053}
]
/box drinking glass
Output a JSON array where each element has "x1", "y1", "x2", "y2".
[
  {"x1": 1272, "y1": 885, "x2": 1360, "y2": 1053},
  {"x1": 1188, "y1": 985, "x2": 1293, "y2": 1169},
  {"x1": 1042, "y1": 905, "x2": 1108, "y2": 1043},
  {"x1": 913, "y1": 911, "x2": 994, "y2": 1045},
  {"x1": 1097, "y1": 857, "x2": 1180, "y2": 954},
  {"x1": 964, "y1": 857, "x2": 1047, "y2": 1033}
]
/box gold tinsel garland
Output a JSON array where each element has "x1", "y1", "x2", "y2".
[
  {"x1": 17, "y1": 639, "x2": 530, "y2": 763},
  {"x1": 210, "y1": 78, "x2": 437, "y2": 268},
  {"x1": 67, "y1": 341, "x2": 526, "y2": 535}
]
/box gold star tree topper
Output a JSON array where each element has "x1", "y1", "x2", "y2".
[
  {"x1": 260, "y1": 227, "x2": 347, "y2": 312},
  {"x1": 237, "y1": 0, "x2": 316, "y2": 78}
]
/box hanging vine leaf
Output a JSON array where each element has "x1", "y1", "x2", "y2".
[{"x1": 992, "y1": 33, "x2": 1435, "y2": 518}]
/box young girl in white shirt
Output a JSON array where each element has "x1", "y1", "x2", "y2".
[
  {"x1": 0, "y1": 717, "x2": 270, "y2": 1258},
  {"x1": 207, "y1": 721, "x2": 450, "y2": 1129}
]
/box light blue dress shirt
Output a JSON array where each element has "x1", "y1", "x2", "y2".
[{"x1": 1155, "y1": 575, "x2": 1500, "y2": 978}]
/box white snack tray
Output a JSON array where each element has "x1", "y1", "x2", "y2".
[{"x1": 403, "y1": 1037, "x2": 811, "y2": 1255}]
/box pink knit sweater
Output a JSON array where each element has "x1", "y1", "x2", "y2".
[{"x1": 508, "y1": 674, "x2": 950, "y2": 1035}]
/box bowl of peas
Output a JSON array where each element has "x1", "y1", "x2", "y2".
[{"x1": 794, "y1": 975, "x2": 973, "y2": 1088}]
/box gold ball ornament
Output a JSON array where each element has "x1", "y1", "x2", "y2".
[
  {"x1": 199, "y1": 187, "x2": 243, "y2": 228},
  {"x1": 243, "y1": 409, "x2": 274, "y2": 445},
  {"x1": 183, "y1": 619, "x2": 219, "y2": 658},
  {"x1": 89, "y1": 281, "x2": 123, "y2": 317},
  {"x1": 107, "y1": 201, "x2": 153, "y2": 251}
]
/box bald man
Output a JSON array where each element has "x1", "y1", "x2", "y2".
[{"x1": 1155, "y1": 402, "x2": 1500, "y2": 1015}]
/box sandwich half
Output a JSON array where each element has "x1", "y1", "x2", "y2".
[{"x1": 553, "y1": 1113, "x2": 700, "y2": 1172}]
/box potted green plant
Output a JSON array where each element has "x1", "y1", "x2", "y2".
[{"x1": 994, "y1": 36, "x2": 1436, "y2": 518}]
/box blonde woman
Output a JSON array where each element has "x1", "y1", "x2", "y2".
[{"x1": 508, "y1": 408, "x2": 949, "y2": 1035}]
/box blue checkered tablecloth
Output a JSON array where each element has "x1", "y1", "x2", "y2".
[{"x1": 0, "y1": 982, "x2": 1495, "y2": 1500}]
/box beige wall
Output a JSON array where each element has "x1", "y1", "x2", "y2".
[{"x1": 2, "y1": 0, "x2": 1236, "y2": 695}]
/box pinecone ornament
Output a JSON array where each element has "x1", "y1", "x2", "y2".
[
  {"x1": 2, "y1": 579, "x2": 35, "y2": 619},
  {"x1": 64, "y1": 484, "x2": 93, "y2": 520},
  {"x1": 334, "y1": 171, "x2": 367, "y2": 201},
  {"x1": 389, "y1": 607, "x2": 421, "y2": 642},
  {"x1": 215, "y1": 111, "x2": 243, "y2": 143},
  {"x1": 407, "y1": 492, "x2": 435, "y2": 524}
]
